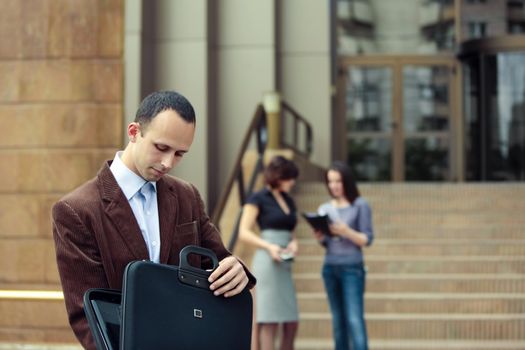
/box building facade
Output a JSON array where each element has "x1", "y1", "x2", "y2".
[{"x1": 333, "y1": 0, "x2": 525, "y2": 182}]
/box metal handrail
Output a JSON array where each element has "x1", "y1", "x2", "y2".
[
  {"x1": 211, "y1": 101, "x2": 313, "y2": 251},
  {"x1": 211, "y1": 105, "x2": 267, "y2": 250},
  {"x1": 281, "y1": 101, "x2": 314, "y2": 157}
]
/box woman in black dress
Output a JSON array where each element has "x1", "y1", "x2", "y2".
[{"x1": 239, "y1": 156, "x2": 300, "y2": 350}]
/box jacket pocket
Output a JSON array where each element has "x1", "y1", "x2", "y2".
[
  {"x1": 176, "y1": 220, "x2": 198, "y2": 237},
  {"x1": 174, "y1": 221, "x2": 199, "y2": 266}
]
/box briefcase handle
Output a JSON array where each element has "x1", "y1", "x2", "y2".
[{"x1": 178, "y1": 245, "x2": 219, "y2": 290}]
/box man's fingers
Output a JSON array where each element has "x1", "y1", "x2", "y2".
[
  {"x1": 212, "y1": 272, "x2": 246, "y2": 297},
  {"x1": 207, "y1": 256, "x2": 248, "y2": 297},
  {"x1": 208, "y1": 256, "x2": 236, "y2": 282},
  {"x1": 223, "y1": 276, "x2": 249, "y2": 298},
  {"x1": 210, "y1": 263, "x2": 239, "y2": 289}
]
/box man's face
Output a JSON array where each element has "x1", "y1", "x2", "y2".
[{"x1": 125, "y1": 109, "x2": 195, "y2": 181}]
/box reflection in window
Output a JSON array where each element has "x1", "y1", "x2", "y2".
[
  {"x1": 403, "y1": 66, "x2": 450, "y2": 133},
  {"x1": 468, "y1": 21, "x2": 487, "y2": 38},
  {"x1": 405, "y1": 137, "x2": 449, "y2": 181},
  {"x1": 346, "y1": 67, "x2": 392, "y2": 132},
  {"x1": 348, "y1": 138, "x2": 391, "y2": 181},
  {"x1": 334, "y1": 0, "x2": 456, "y2": 55},
  {"x1": 493, "y1": 52, "x2": 525, "y2": 180},
  {"x1": 463, "y1": 57, "x2": 481, "y2": 181},
  {"x1": 334, "y1": 0, "x2": 525, "y2": 56},
  {"x1": 463, "y1": 51, "x2": 525, "y2": 181}
]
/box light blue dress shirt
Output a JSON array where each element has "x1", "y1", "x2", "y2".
[{"x1": 110, "y1": 151, "x2": 161, "y2": 262}]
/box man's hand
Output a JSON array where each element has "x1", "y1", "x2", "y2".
[{"x1": 208, "y1": 256, "x2": 249, "y2": 297}]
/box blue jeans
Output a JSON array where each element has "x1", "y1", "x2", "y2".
[{"x1": 322, "y1": 264, "x2": 368, "y2": 350}]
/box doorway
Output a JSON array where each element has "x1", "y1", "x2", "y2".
[
  {"x1": 460, "y1": 37, "x2": 525, "y2": 181},
  {"x1": 336, "y1": 55, "x2": 459, "y2": 181}
]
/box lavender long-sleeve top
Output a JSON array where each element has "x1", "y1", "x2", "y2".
[{"x1": 318, "y1": 196, "x2": 374, "y2": 266}]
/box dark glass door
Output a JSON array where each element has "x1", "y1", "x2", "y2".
[
  {"x1": 338, "y1": 57, "x2": 457, "y2": 181},
  {"x1": 464, "y1": 51, "x2": 525, "y2": 181}
]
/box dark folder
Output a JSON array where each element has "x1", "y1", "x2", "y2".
[
  {"x1": 301, "y1": 212, "x2": 332, "y2": 235},
  {"x1": 84, "y1": 245, "x2": 253, "y2": 350}
]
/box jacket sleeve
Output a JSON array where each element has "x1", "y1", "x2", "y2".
[
  {"x1": 191, "y1": 184, "x2": 256, "y2": 289},
  {"x1": 52, "y1": 200, "x2": 107, "y2": 350}
]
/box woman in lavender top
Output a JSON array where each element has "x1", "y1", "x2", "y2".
[{"x1": 313, "y1": 161, "x2": 374, "y2": 350}]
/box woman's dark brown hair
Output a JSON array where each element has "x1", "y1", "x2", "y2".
[
  {"x1": 264, "y1": 156, "x2": 299, "y2": 189},
  {"x1": 325, "y1": 161, "x2": 360, "y2": 203}
]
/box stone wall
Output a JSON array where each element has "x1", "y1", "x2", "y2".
[{"x1": 0, "y1": 0, "x2": 123, "y2": 343}]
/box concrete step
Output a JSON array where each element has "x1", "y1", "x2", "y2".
[
  {"x1": 297, "y1": 313, "x2": 525, "y2": 339},
  {"x1": 297, "y1": 238, "x2": 525, "y2": 256},
  {"x1": 292, "y1": 256, "x2": 525, "y2": 274},
  {"x1": 295, "y1": 223, "x2": 525, "y2": 239},
  {"x1": 294, "y1": 273, "x2": 525, "y2": 293},
  {"x1": 296, "y1": 182, "x2": 525, "y2": 196},
  {"x1": 367, "y1": 240, "x2": 525, "y2": 256},
  {"x1": 298, "y1": 292, "x2": 525, "y2": 313},
  {"x1": 297, "y1": 194, "x2": 525, "y2": 211},
  {"x1": 369, "y1": 214, "x2": 525, "y2": 226},
  {"x1": 295, "y1": 339, "x2": 525, "y2": 350},
  {"x1": 296, "y1": 183, "x2": 525, "y2": 216},
  {"x1": 297, "y1": 195, "x2": 525, "y2": 212}
]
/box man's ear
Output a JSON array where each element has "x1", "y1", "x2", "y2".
[{"x1": 127, "y1": 122, "x2": 140, "y2": 142}]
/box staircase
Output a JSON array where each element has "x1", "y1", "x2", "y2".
[{"x1": 293, "y1": 182, "x2": 525, "y2": 350}]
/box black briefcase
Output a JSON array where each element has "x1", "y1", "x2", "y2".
[
  {"x1": 120, "y1": 245, "x2": 252, "y2": 350},
  {"x1": 84, "y1": 245, "x2": 252, "y2": 350}
]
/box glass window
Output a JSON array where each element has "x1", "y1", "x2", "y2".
[
  {"x1": 468, "y1": 21, "x2": 487, "y2": 38},
  {"x1": 405, "y1": 137, "x2": 449, "y2": 181},
  {"x1": 403, "y1": 66, "x2": 450, "y2": 133},
  {"x1": 334, "y1": 0, "x2": 456, "y2": 55},
  {"x1": 345, "y1": 66, "x2": 394, "y2": 181},
  {"x1": 490, "y1": 52, "x2": 525, "y2": 180},
  {"x1": 348, "y1": 138, "x2": 392, "y2": 181},
  {"x1": 346, "y1": 67, "x2": 392, "y2": 132}
]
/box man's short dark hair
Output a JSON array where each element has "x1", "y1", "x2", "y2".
[
  {"x1": 135, "y1": 91, "x2": 196, "y2": 127},
  {"x1": 264, "y1": 156, "x2": 299, "y2": 189}
]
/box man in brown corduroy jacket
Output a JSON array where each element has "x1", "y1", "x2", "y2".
[{"x1": 52, "y1": 91, "x2": 255, "y2": 349}]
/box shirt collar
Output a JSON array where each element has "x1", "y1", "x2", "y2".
[{"x1": 109, "y1": 151, "x2": 157, "y2": 200}]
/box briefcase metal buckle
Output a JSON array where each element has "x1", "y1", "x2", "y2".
[{"x1": 193, "y1": 309, "x2": 203, "y2": 319}]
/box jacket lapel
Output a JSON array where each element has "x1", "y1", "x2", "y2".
[
  {"x1": 157, "y1": 178, "x2": 179, "y2": 263},
  {"x1": 98, "y1": 162, "x2": 149, "y2": 260}
]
